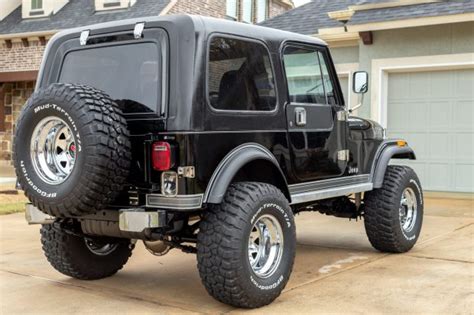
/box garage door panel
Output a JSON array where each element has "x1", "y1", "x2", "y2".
[
  {"x1": 430, "y1": 70, "x2": 454, "y2": 98},
  {"x1": 426, "y1": 163, "x2": 451, "y2": 191},
  {"x1": 428, "y1": 133, "x2": 451, "y2": 161},
  {"x1": 429, "y1": 101, "x2": 452, "y2": 130},
  {"x1": 387, "y1": 73, "x2": 410, "y2": 100},
  {"x1": 454, "y1": 164, "x2": 474, "y2": 192},
  {"x1": 454, "y1": 133, "x2": 473, "y2": 161},
  {"x1": 453, "y1": 100, "x2": 474, "y2": 131},
  {"x1": 455, "y1": 69, "x2": 474, "y2": 98},
  {"x1": 387, "y1": 68, "x2": 474, "y2": 192},
  {"x1": 410, "y1": 72, "x2": 431, "y2": 98}
]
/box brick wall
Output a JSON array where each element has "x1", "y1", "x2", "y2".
[
  {"x1": 169, "y1": 0, "x2": 226, "y2": 17},
  {"x1": 269, "y1": 0, "x2": 289, "y2": 18},
  {"x1": 0, "y1": 40, "x2": 45, "y2": 72},
  {"x1": 169, "y1": 0, "x2": 290, "y2": 22},
  {"x1": 0, "y1": 81, "x2": 35, "y2": 161}
]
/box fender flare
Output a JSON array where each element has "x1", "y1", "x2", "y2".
[
  {"x1": 203, "y1": 143, "x2": 290, "y2": 204},
  {"x1": 371, "y1": 140, "x2": 416, "y2": 188}
]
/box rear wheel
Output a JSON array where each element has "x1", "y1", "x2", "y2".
[
  {"x1": 364, "y1": 165, "x2": 423, "y2": 253},
  {"x1": 197, "y1": 182, "x2": 296, "y2": 308},
  {"x1": 40, "y1": 222, "x2": 133, "y2": 280}
]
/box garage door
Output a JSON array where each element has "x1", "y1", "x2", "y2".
[{"x1": 387, "y1": 68, "x2": 473, "y2": 192}]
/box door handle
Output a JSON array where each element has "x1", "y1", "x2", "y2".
[{"x1": 295, "y1": 107, "x2": 306, "y2": 126}]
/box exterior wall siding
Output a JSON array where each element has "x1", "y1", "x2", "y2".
[{"x1": 354, "y1": 21, "x2": 474, "y2": 118}]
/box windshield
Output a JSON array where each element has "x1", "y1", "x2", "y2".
[{"x1": 59, "y1": 43, "x2": 161, "y2": 114}]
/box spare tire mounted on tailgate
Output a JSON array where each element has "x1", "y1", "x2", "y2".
[{"x1": 13, "y1": 83, "x2": 131, "y2": 217}]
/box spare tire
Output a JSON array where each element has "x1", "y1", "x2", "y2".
[{"x1": 13, "y1": 83, "x2": 131, "y2": 217}]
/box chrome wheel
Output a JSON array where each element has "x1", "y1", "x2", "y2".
[
  {"x1": 399, "y1": 187, "x2": 418, "y2": 233},
  {"x1": 30, "y1": 116, "x2": 77, "y2": 185},
  {"x1": 84, "y1": 239, "x2": 118, "y2": 256},
  {"x1": 248, "y1": 214, "x2": 284, "y2": 278}
]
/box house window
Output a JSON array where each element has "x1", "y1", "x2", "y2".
[
  {"x1": 226, "y1": 0, "x2": 238, "y2": 20},
  {"x1": 103, "y1": 0, "x2": 121, "y2": 8},
  {"x1": 208, "y1": 36, "x2": 276, "y2": 111},
  {"x1": 256, "y1": 0, "x2": 268, "y2": 23},
  {"x1": 31, "y1": 0, "x2": 43, "y2": 10},
  {"x1": 242, "y1": 0, "x2": 254, "y2": 23}
]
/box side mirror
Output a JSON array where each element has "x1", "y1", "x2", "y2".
[{"x1": 353, "y1": 71, "x2": 368, "y2": 94}]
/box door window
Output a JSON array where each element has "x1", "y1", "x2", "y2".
[
  {"x1": 283, "y1": 46, "x2": 335, "y2": 105},
  {"x1": 208, "y1": 36, "x2": 276, "y2": 111},
  {"x1": 318, "y1": 51, "x2": 337, "y2": 105}
]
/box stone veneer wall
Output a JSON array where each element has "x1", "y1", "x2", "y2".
[{"x1": 0, "y1": 81, "x2": 35, "y2": 161}]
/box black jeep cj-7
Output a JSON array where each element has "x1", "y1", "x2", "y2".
[{"x1": 14, "y1": 15, "x2": 423, "y2": 308}]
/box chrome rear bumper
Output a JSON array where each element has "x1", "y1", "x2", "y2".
[{"x1": 25, "y1": 204, "x2": 167, "y2": 233}]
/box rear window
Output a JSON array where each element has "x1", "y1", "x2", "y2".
[
  {"x1": 59, "y1": 43, "x2": 160, "y2": 113},
  {"x1": 208, "y1": 36, "x2": 276, "y2": 111}
]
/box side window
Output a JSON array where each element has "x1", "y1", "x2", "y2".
[
  {"x1": 318, "y1": 51, "x2": 337, "y2": 105},
  {"x1": 208, "y1": 36, "x2": 276, "y2": 111},
  {"x1": 283, "y1": 46, "x2": 326, "y2": 104}
]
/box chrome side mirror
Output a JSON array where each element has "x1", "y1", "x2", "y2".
[{"x1": 353, "y1": 71, "x2": 368, "y2": 94}]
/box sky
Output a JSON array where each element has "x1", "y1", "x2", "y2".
[{"x1": 293, "y1": 0, "x2": 312, "y2": 7}]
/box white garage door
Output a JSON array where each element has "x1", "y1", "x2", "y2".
[{"x1": 387, "y1": 68, "x2": 474, "y2": 192}]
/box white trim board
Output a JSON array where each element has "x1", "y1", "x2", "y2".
[{"x1": 370, "y1": 53, "x2": 474, "y2": 128}]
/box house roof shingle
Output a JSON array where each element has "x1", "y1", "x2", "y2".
[
  {"x1": 261, "y1": 0, "x2": 474, "y2": 35},
  {"x1": 0, "y1": 0, "x2": 171, "y2": 35},
  {"x1": 348, "y1": 0, "x2": 474, "y2": 25}
]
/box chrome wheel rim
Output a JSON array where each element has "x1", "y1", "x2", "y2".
[
  {"x1": 30, "y1": 116, "x2": 77, "y2": 185},
  {"x1": 248, "y1": 214, "x2": 284, "y2": 278},
  {"x1": 399, "y1": 187, "x2": 418, "y2": 233},
  {"x1": 84, "y1": 239, "x2": 118, "y2": 256}
]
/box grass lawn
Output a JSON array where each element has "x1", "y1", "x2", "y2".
[
  {"x1": 0, "y1": 202, "x2": 26, "y2": 215},
  {"x1": 0, "y1": 183, "x2": 27, "y2": 215}
]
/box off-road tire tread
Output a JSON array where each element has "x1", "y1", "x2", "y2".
[
  {"x1": 197, "y1": 182, "x2": 295, "y2": 308},
  {"x1": 40, "y1": 224, "x2": 132, "y2": 280},
  {"x1": 364, "y1": 165, "x2": 421, "y2": 253},
  {"x1": 14, "y1": 83, "x2": 131, "y2": 217}
]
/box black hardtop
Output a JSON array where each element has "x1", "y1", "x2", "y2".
[
  {"x1": 48, "y1": 14, "x2": 327, "y2": 48},
  {"x1": 37, "y1": 15, "x2": 328, "y2": 133}
]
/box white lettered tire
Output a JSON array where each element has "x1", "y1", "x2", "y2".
[
  {"x1": 13, "y1": 83, "x2": 131, "y2": 217},
  {"x1": 197, "y1": 182, "x2": 296, "y2": 308}
]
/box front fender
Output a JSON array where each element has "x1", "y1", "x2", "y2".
[
  {"x1": 203, "y1": 143, "x2": 290, "y2": 204},
  {"x1": 372, "y1": 141, "x2": 416, "y2": 188}
]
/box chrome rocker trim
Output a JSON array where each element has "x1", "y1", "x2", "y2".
[{"x1": 289, "y1": 175, "x2": 373, "y2": 205}]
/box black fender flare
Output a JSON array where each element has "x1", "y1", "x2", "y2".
[
  {"x1": 203, "y1": 143, "x2": 290, "y2": 204},
  {"x1": 371, "y1": 140, "x2": 416, "y2": 188}
]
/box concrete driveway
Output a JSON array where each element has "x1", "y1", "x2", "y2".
[{"x1": 1, "y1": 197, "x2": 472, "y2": 314}]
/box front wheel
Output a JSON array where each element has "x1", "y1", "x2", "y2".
[
  {"x1": 197, "y1": 182, "x2": 296, "y2": 308},
  {"x1": 40, "y1": 222, "x2": 133, "y2": 280},
  {"x1": 364, "y1": 165, "x2": 423, "y2": 253}
]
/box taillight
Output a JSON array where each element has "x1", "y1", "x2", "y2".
[{"x1": 152, "y1": 141, "x2": 171, "y2": 171}]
